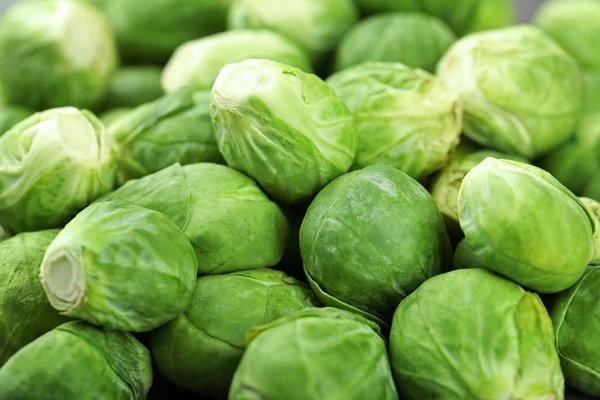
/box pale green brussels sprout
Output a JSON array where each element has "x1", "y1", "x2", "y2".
[
  {"x1": 229, "y1": 308, "x2": 399, "y2": 400},
  {"x1": 0, "y1": 321, "x2": 152, "y2": 399},
  {"x1": 211, "y1": 59, "x2": 356, "y2": 204},
  {"x1": 98, "y1": 107, "x2": 131, "y2": 126},
  {"x1": 580, "y1": 197, "x2": 600, "y2": 265},
  {"x1": 334, "y1": 13, "x2": 456, "y2": 73},
  {"x1": 101, "y1": 163, "x2": 289, "y2": 274},
  {"x1": 437, "y1": 26, "x2": 583, "y2": 159},
  {"x1": 228, "y1": 0, "x2": 358, "y2": 63},
  {"x1": 110, "y1": 87, "x2": 223, "y2": 184},
  {"x1": 355, "y1": 0, "x2": 515, "y2": 36},
  {"x1": 540, "y1": 113, "x2": 600, "y2": 194},
  {"x1": 40, "y1": 201, "x2": 198, "y2": 332},
  {"x1": 459, "y1": 158, "x2": 595, "y2": 293},
  {"x1": 390, "y1": 269, "x2": 564, "y2": 399},
  {"x1": 327, "y1": 62, "x2": 462, "y2": 180},
  {"x1": 162, "y1": 30, "x2": 313, "y2": 93},
  {"x1": 549, "y1": 266, "x2": 600, "y2": 396},
  {"x1": 583, "y1": 68, "x2": 600, "y2": 113},
  {"x1": 300, "y1": 165, "x2": 450, "y2": 326},
  {"x1": 99, "y1": 66, "x2": 163, "y2": 110},
  {"x1": 0, "y1": 106, "x2": 33, "y2": 137},
  {"x1": 0, "y1": 107, "x2": 116, "y2": 233},
  {"x1": 534, "y1": 0, "x2": 600, "y2": 71},
  {"x1": 0, "y1": 230, "x2": 70, "y2": 366},
  {"x1": 431, "y1": 150, "x2": 527, "y2": 240},
  {"x1": 151, "y1": 268, "x2": 318, "y2": 398},
  {"x1": 0, "y1": 225, "x2": 9, "y2": 242},
  {"x1": 84, "y1": 0, "x2": 234, "y2": 63},
  {"x1": 0, "y1": 0, "x2": 118, "y2": 110}
]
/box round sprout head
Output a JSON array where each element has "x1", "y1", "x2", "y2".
[
  {"x1": 437, "y1": 26, "x2": 583, "y2": 159},
  {"x1": 0, "y1": 107, "x2": 116, "y2": 233},
  {"x1": 211, "y1": 59, "x2": 356, "y2": 204},
  {"x1": 458, "y1": 158, "x2": 595, "y2": 293},
  {"x1": 162, "y1": 30, "x2": 313, "y2": 93},
  {"x1": 0, "y1": 0, "x2": 118, "y2": 109}
]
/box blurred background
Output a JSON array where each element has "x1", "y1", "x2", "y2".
[{"x1": 0, "y1": 0, "x2": 548, "y2": 19}]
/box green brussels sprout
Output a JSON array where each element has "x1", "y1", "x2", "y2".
[
  {"x1": 389, "y1": 269, "x2": 564, "y2": 399},
  {"x1": 211, "y1": 59, "x2": 356, "y2": 204},
  {"x1": 0, "y1": 107, "x2": 116, "y2": 233},
  {"x1": 355, "y1": 0, "x2": 515, "y2": 36},
  {"x1": 84, "y1": 0, "x2": 234, "y2": 63},
  {"x1": 300, "y1": 165, "x2": 450, "y2": 326},
  {"x1": 229, "y1": 307, "x2": 398, "y2": 400},
  {"x1": 0, "y1": 321, "x2": 152, "y2": 399},
  {"x1": 98, "y1": 107, "x2": 131, "y2": 127},
  {"x1": 431, "y1": 150, "x2": 528, "y2": 240},
  {"x1": 580, "y1": 197, "x2": 600, "y2": 265},
  {"x1": 540, "y1": 113, "x2": 600, "y2": 195},
  {"x1": 0, "y1": 230, "x2": 70, "y2": 365},
  {"x1": 534, "y1": 0, "x2": 600, "y2": 71},
  {"x1": 0, "y1": 225, "x2": 9, "y2": 242},
  {"x1": 101, "y1": 163, "x2": 289, "y2": 274},
  {"x1": 110, "y1": 87, "x2": 223, "y2": 184},
  {"x1": 327, "y1": 62, "x2": 462, "y2": 180},
  {"x1": 228, "y1": 0, "x2": 359, "y2": 63},
  {"x1": 549, "y1": 266, "x2": 600, "y2": 396},
  {"x1": 162, "y1": 30, "x2": 313, "y2": 94},
  {"x1": 334, "y1": 13, "x2": 456, "y2": 73},
  {"x1": 437, "y1": 26, "x2": 583, "y2": 159},
  {"x1": 459, "y1": 158, "x2": 595, "y2": 293},
  {"x1": 99, "y1": 66, "x2": 163, "y2": 110},
  {"x1": 151, "y1": 268, "x2": 318, "y2": 398},
  {"x1": 583, "y1": 68, "x2": 600, "y2": 113},
  {"x1": 0, "y1": 106, "x2": 33, "y2": 136},
  {"x1": 40, "y1": 201, "x2": 198, "y2": 332},
  {"x1": 0, "y1": 0, "x2": 118, "y2": 110}
]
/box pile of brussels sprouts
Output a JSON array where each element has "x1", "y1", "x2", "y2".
[{"x1": 0, "y1": 0, "x2": 599, "y2": 399}]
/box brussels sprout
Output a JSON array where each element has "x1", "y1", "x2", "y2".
[
  {"x1": 534, "y1": 0, "x2": 600, "y2": 71},
  {"x1": 355, "y1": 0, "x2": 515, "y2": 36},
  {"x1": 84, "y1": 0, "x2": 234, "y2": 63},
  {"x1": 151, "y1": 268, "x2": 318, "y2": 398},
  {"x1": 0, "y1": 0, "x2": 118, "y2": 110},
  {"x1": 540, "y1": 113, "x2": 600, "y2": 195},
  {"x1": 334, "y1": 13, "x2": 456, "y2": 73},
  {"x1": 101, "y1": 163, "x2": 289, "y2": 275},
  {"x1": 431, "y1": 150, "x2": 527, "y2": 240},
  {"x1": 228, "y1": 0, "x2": 358, "y2": 63},
  {"x1": 98, "y1": 107, "x2": 131, "y2": 127},
  {"x1": 389, "y1": 269, "x2": 564, "y2": 399},
  {"x1": 0, "y1": 106, "x2": 33, "y2": 136},
  {"x1": 0, "y1": 321, "x2": 152, "y2": 399},
  {"x1": 162, "y1": 30, "x2": 313, "y2": 93},
  {"x1": 0, "y1": 231, "x2": 70, "y2": 365},
  {"x1": 459, "y1": 158, "x2": 595, "y2": 293},
  {"x1": 229, "y1": 307, "x2": 398, "y2": 400},
  {"x1": 549, "y1": 266, "x2": 600, "y2": 396},
  {"x1": 583, "y1": 68, "x2": 600, "y2": 113},
  {"x1": 0, "y1": 107, "x2": 116, "y2": 233},
  {"x1": 99, "y1": 66, "x2": 163, "y2": 110},
  {"x1": 110, "y1": 87, "x2": 223, "y2": 184},
  {"x1": 452, "y1": 239, "x2": 484, "y2": 270},
  {"x1": 211, "y1": 59, "x2": 356, "y2": 204},
  {"x1": 40, "y1": 201, "x2": 198, "y2": 332},
  {"x1": 327, "y1": 62, "x2": 462, "y2": 180},
  {"x1": 437, "y1": 26, "x2": 583, "y2": 159},
  {"x1": 300, "y1": 165, "x2": 450, "y2": 326}
]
